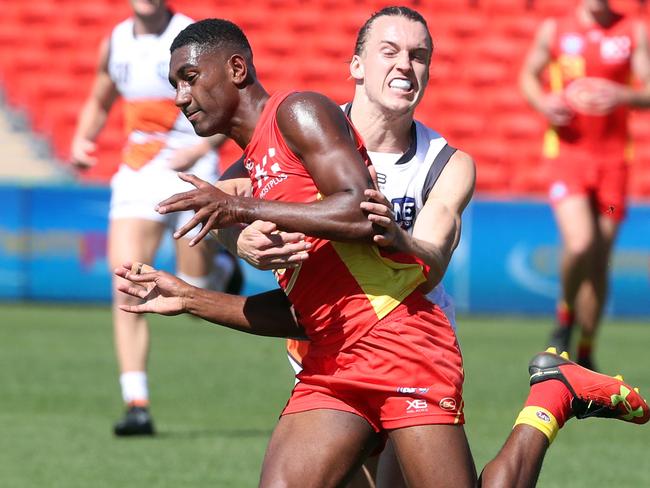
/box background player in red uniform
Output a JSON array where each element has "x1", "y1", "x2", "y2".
[
  {"x1": 520, "y1": 0, "x2": 650, "y2": 370},
  {"x1": 114, "y1": 17, "x2": 648, "y2": 487}
]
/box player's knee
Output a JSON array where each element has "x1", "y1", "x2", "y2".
[{"x1": 564, "y1": 239, "x2": 595, "y2": 260}]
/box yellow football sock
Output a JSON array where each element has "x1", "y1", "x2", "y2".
[{"x1": 514, "y1": 406, "x2": 560, "y2": 444}]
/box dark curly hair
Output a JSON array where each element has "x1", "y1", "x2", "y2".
[{"x1": 170, "y1": 18, "x2": 253, "y2": 60}]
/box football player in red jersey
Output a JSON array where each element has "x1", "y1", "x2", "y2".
[
  {"x1": 520, "y1": 0, "x2": 650, "y2": 370},
  {"x1": 117, "y1": 15, "x2": 649, "y2": 488}
]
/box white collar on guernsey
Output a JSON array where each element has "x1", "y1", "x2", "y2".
[{"x1": 343, "y1": 102, "x2": 418, "y2": 165}]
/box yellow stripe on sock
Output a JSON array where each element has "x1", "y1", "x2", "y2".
[{"x1": 514, "y1": 406, "x2": 560, "y2": 444}]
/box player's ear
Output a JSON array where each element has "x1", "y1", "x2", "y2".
[
  {"x1": 228, "y1": 54, "x2": 248, "y2": 85},
  {"x1": 350, "y1": 54, "x2": 364, "y2": 81}
]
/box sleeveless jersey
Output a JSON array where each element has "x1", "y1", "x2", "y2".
[
  {"x1": 244, "y1": 92, "x2": 428, "y2": 349},
  {"x1": 108, "y1": 13, "x2": 209, "y2": 170},
  {"x1": 344, "y1": 104, "x2": 458, "y2": 326},
  {"x1": 545, "y1": 12, "x2": 637, "y2": 160}
]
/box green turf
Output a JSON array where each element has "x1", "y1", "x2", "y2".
[{"x1": 1, "y1": 304, "x2": 649, "y2": 487}]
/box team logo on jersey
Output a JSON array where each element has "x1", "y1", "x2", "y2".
[
  {"x1": 249, "y1": 147, "x2": 288, "y2": 198},
  {"x1": 560, "y1": 34, "x2": 584, "y2": 55},
  {"x1": 111, "y1": 62, "x2": 130, "y2": 85},
  {"x1": 392, "y1": 197, "x2": 416, "y2": 230},
  {"x1": 601, "y1": 36, "x2": 631, "y2": 63}
]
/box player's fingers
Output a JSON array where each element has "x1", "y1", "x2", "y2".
[
  {"x1": 360, "y1": 201, "x2": 393, "y2": 217},
  {"x1": 257, "y1": 253, "x2": 308, "y2": 270},
  {"x1": 189, "y1": 220, "x2": 213, "y2": 247},
  {"x1": 156, "y1": 190, "x2": 198, "y2": 213},
  {"x1": 366, "y1": 213, "x2": 392, "y2": 228},
  {"x1": 250, "y1": 220, "x2": 278, "y2": 234},
  {"x1": 119, "y1": 304, "x2": 148, "y2": 314},
  {"x1": 364, "y1": 188, "x2": 391, "y2": 206},
  {"x1": 178, "y1": 172, "x2": 208, "y2": 189},
  {"x1": 273, "y1": 231, "x2": 308, "y2": 244},
  {"x1": 266, "y1": 241, "x2": 312, "y2": 257},
  {"x1": 373, "y1": 235, "x2": 392, "y2": 247},
  {"x1": 173, "y1": 213, "x2": 205, "y2": 240},
  {"x1": 116, "y1": 283, "x2": 149, "y2": 299},
  {"x1": 285, "y1": 251, "x2": 310, "y2": 263}
]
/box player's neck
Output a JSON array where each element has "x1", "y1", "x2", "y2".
[
  {"x1": 578, "y1": 5, "x2": 616, "y2": 28},
  {"x1": 133, "y1": 9, "x2": 172, "y2": 36},
  {"x1": 227, "y1": 84, "x2": 270, "y2": 150},
  {"x1": 349, "y1": 97, "x2": 413, "y2": 153}
]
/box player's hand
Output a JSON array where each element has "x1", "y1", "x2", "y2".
[
  {"x1": 565, "y1": 77, "x2": 626, "y2": 116},
  {"x1": 115, "y1": 262, "x2": 191, "y2": 316},
  {"x1": 360, "y1": 189, "x2": 406, "y2": 251},
  {"x1": 539, "y1": 93, "x2": 574, "y2": 126},
  {"x1": 70, "y1": 137, "x2": 98, "y2": 169},
  {"x1": 237, "y1": 220, "x2": 311, "y2": 270},
  {"x1": 156, "y1": 173, "x2": 240, "y2": 246}
]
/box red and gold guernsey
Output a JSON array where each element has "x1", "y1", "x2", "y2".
[
  {"x1": 244, "y1": 91, "x2": 428, "y2": 349},
  {"x1": 545, "y1": 12, "x2": 637, "y2": 162}
]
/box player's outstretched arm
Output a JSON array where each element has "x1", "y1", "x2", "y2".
[
  {"x1": 115, "y1": 263, "x2": 305, "y2": 338},
  {"x1": 361, "y1": 150, "x2": 475, "y2": 292},
  {"x1": 156, "y1": 92, "x2": 376, "y2": 244}
]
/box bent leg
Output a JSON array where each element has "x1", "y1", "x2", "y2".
[
  {"x1": 389, "y1": 424, "x2": 477, "y2": 488},
  {"x1": 260, "y1": 409, "x2": 377, "y2": 488},
  {"x1": 479, "y1": 425, "x2": 548, "y2": 488}
]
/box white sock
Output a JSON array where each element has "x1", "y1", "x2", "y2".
[
  {"x1": 120, "y1": 371, "x2": 149, "y2": 404},
  {"x1": 177, "y1": 271, "x2": 211, "y2": 289}
]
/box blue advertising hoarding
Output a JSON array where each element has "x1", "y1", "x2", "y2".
[{"x1": 0, "y1": 184, "x2": 648, "y2": 316}]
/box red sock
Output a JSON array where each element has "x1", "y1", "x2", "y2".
[
  {"x1": 525, "y1": 379, "x2": 573, "y2": 428},
  {"x1": 577, "y1": 336, "x2": 593, "y2": 362},
  {"x1": 128, "y1": 399, "x2": 150, "y2": 408},
  {"x1": 556, "y1": 302, "x2": 574, "y2": 329}
]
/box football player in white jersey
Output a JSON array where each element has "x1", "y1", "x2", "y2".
[{"x1": 70, "y1": 0, "x2": 239, "y2": 436}]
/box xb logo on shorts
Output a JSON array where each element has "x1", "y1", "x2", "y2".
[
  {"x1": 392, "y1": 197, "x2": 416, "y2": 230},
  {"x1": 406, "y1": 399, "x2": 428, "y2": 413}
]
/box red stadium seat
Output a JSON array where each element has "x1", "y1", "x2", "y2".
[
  {"x1": 0, "y1": 0, "x2": 646, "y2": 195},
  {"x1": 466, "y1": 60, "x2": 511, "y2": 87}
]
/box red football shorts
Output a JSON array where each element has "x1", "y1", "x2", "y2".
[
  {"x1": 281, "y1": 293, "x2": 465, "y2": 432},
  {"x1": 547, "y1": 154, "x2": 628, "y2": 222}
]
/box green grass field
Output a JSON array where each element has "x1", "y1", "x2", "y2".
[{"x1": 2, "y1": 304, "x2": 649, "y2": 487}]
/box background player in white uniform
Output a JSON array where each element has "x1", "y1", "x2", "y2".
[{"x1": 70, "y1": 0, "x2": 231, "y2": 436}]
